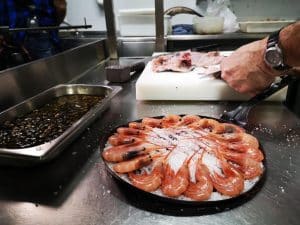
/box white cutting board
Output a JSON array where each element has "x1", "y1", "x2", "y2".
[{"x1": 136, "y1": 52, "x2": 287, "y2": 101}]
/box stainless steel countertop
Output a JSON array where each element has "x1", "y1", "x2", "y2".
[
  {"x1": 118, "y1": 32, "x2": 268, "y2": 42},
  {"x1": 0, "y1": 59, "x2": 299, "y2": 225},
  {"x1": 166, "y1": 33, "x2": 268, "y2": 41}
]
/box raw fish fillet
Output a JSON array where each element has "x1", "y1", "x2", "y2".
[{"x1": 151, "y1": 50, "x2": 224, "y2": 74}]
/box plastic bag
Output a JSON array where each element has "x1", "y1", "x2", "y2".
[{"x1": 198, "y1": 0, "x2": 239, "y2": 33}]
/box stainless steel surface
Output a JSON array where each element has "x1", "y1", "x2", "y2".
[
  {"x1": 117, "y1": 33, "x2": 264, "y2": 57},
  {"x1": 103, "y1": 0, "x2": 118, "y2": 59},
  {"x1": 118, "y1": 40, "x2": 155, "y2": 57},
  {"x1": 167, "y1": 33, "x2": 269, "y2": 41},
  {"x1": 155, "y1": 0, "x2": 165, "y2": 52},
  {"x1": 59, "y1": 37, "x2": 102, "y2": 51},
  {"x1": 0, "y1": 57, "x2": 299, "y2": 224},
  {"x1": 106, "y1": 61, "x2": 145, "y2": 83},
  {"x1": 118, "y1": 37, "x2": 156, "y2": 57},
  {"x1": 166, "y1": 33, "x2": 268, "y2": 52},
  {"x1": 117, "y1": 33, "x2": 268, "y2": 42},
  {"x1": 0, "y1": 40, "x2": 106, "y2": 112},
  {"x1": 0, "y1": 84, "x2": 121, "y2": 166}
]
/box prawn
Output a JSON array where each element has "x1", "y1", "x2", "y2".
[
  {"x1": 108, "y1": 134, "x2": 143, "y2": 146},
  {"x1": 227, "y1": 143, "x2": 264, "y2": 162},
  {"x1": 240, "y1": 133, "x2": 259, "y2": 149},
  {"x1": 102, "y1": 142, "x2": 160, "y2": 162},
  {"x1": 202, "y1": 152, "x2": 244, "y2": 197},
  {"x1": 113, "y1": 149, "x2": 167, "y2": 173},
  {"x1": 161, "y1": 161, "x2": 190, "y2": 197},
  {"x1": 223, "y1": 152, "x2": 263, "y2": 179},
  {"x1": 161, "y1": 114, "x2": 182, "y2": 128},
  {"x1": 215, "y1": 132, "x2": 259, "y2": 148},
  {"x1": 142, "y1": 117, "x2": 162, "y2": 128},
  {"x1": 128, "y1": 155, "x2": 165, "y2": 192},
  {"x1": 178, "y1": 115, "x2": 201, "y2": 126},
  {"x1": 128, "y1": 122, "x2": 146, "y2": 130},
  {"x1": 116, "y1": 127, "x2": 147, "y2": 137},
  {"x1": 160, "y1": 141, "x2": 196, "y2": 197},
  {"x1": 189, "y1": 118, "x2": 224, "y2": 134},
  {"x1": 184, "y1": 153, "x2": 213, "y2": 201},
  {"x1": 196, "y1": 131, "x2": 263, "y2": 162}
]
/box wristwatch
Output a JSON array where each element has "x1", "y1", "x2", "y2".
[{"x1": 264, "y1": 29, "x2": 291, "y2": 71}]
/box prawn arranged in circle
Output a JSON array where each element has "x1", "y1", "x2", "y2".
[{"x1": 102, "y1": 115, "x2": 264, "y2": 201}]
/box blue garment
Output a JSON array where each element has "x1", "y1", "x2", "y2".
[
  {"x1": 24, "y1": 32, "x2": 58, "y2": 59},
  {"x1": 172, "y1": 24, "x2": 194, "y2": 35},
  {"x1": 0, "y1": 0, "x2": 59, "y2": 46}
]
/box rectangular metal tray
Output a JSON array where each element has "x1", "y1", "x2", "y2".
[{"x1": 0, "y1": 84, "x2": 122, "y2": 166}]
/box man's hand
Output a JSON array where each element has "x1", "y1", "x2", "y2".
[
  {"x1": 221, "y1": 22, "x2": 300, "y2": 96},
  {"x1": 221, "y1": 38, "x2": 281, "y2": 96}
]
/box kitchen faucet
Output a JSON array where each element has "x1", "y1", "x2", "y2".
[
  {"x1": 103, "y1": 0, "x2": 118, "y2": 59},
  {"x1": 103, "y1": 0, "x2": 165, "y2": 59},
  {"x1": 154, "y1": 0, "x2": 165, "y2": 52}
]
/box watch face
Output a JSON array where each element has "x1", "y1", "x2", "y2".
[{"x1": 265, "y1": 47, "x2": 283, "y2": 67}]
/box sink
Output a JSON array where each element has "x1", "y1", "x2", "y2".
[{"x1": 60, "y1": 38, "x2": 101, "y2": 51}]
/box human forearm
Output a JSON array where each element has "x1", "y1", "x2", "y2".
[
  {"x1": 220, "y1": 21, "x2": 300, "y2": 95},
  {"x1": 280, "y1": 21, "x2": 300, "y2": 67}
]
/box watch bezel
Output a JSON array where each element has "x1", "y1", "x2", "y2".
[
  {"x1": 264, "y1": 28, "x2": 291, "y2": 71},
  {"x1": 264, "y1": 44, "x2": 284, "y2": 68}
]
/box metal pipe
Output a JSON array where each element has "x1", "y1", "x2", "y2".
[
  {"x1": 155, "y1": 0, "x2": 165, "y2": 52},
  {"x1": 0, "y1": 25, "x2": 92, "y2": 33},
  {"x1": 103, "y1": 0, "x2": 118, "y2": 59}
]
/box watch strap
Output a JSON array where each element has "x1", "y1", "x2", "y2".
[
  {"x1": 274, "y1": 63, "x2": 291, "y2": 71},
  {"x1": 267, "y1": 29, "x2": 280, "y2": 48},
  {"x1": 267, "y1": 28, "x2": 291, "y2": 71}
]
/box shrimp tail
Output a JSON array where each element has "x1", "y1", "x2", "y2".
[{"x1": 211, "y1": 160, "x2": 244, "y2": 197}]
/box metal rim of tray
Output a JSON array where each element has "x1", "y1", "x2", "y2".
[
  {"x1": 101, "y1": 115, "x2": 267, "y2": 209},
  {"x1": 0, "y1": 84, "x2": 122, "y2": 165}
]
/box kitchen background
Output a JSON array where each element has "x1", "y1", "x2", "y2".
[{"x1": 65, "y1": 0, "x2": 300, "y2": 31}]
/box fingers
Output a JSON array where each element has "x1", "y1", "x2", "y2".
[
  {"x1": 221, "y1": 69, "x2": 275, "y2": 96},
  {"x1": 220, "y1": 62, "x2": 251, "y2": 95},
  {"x1": 220, "y1": 39, "x2": 278, "y2": 96}
]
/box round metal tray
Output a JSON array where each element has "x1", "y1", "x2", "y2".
[{"x1": 101, "y1": 115, "x2": 267, "y2": 214}]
